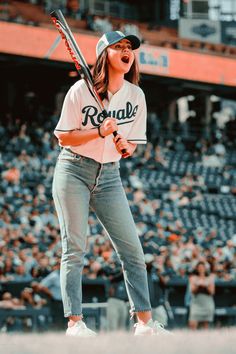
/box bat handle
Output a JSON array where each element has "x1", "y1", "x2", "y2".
[
  {"x1": 113, "y1": 131, "x2": 129, "y2": 158},
  {"x1": 101, "y1": 110, "x2": 129, "y2": 157}
]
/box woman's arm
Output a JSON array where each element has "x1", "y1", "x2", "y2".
[
  {"x1": 54, "y1": 118, "x2": 118, "y2": 146},
  {"x1": 55, "y1": 129, "x2": 99, "y2": 146},
  {"x1": 207, "y1": 275, "x2": 215, "y2": 295},
  {"x1": 189, "y1": 276, "x2": 199, "y2": 294}
]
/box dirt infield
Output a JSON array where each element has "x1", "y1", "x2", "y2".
[{"x1": 1, "y1": 328, "x2": 236, "y2": 354}]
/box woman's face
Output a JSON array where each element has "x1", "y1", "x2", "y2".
[
  {"x1": 197, "y1": 263, "x2": 205, "y2": 274},
  {"x1": 107, "y1": 39, "x2": 135, "y2": 74}
]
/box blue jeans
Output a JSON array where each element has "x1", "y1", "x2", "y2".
[{"x1": 52, "y1": 148, "x2": 151, "y2": 318}]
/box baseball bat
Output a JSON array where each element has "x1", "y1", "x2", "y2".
[{"x1": 50, "y1": 9, "x2": 128, "y2": 157}]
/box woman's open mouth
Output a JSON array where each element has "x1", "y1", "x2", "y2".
[{"x1": 121, "y1": 55, "x2": 130, "y2": 64}]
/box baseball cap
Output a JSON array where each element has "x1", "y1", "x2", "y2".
[{"x1": 96, "y1": 31, "x2": 141, "y2": 58}]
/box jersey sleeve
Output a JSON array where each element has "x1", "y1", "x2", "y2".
[
  {"x1": 54, "y1": 83, "x2": 81, "y2": 132},
  {"x1": 126, "y1": 90, "x2": 147, "y2": 144}
]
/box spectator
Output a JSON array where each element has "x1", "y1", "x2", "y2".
[
  {"x1": 67, "y1": 0, "x2": 81, "y2": 19},
  {"x1": 2, "y1": 165, "x2": 20, "y2": 184},
  {"x1": 20, "y1": 287, "x2": 46, "y2": 309},
  {"x1": 93, "y1": 16, "x2": 113, "y2": 33},
  {"x1": 121, "y1": 23, "x2": 142, "y2": 42},
  {"x1": 188, "y1": 261, "x2": 215, "y2": 330},
  {"x1": 38, "y1": 260, "x2": 61, "y2": 301},
  {"x1": 11, "y1": 263, "x2": 33, "y2": 283},
  {"x1": 0, "y1": 292, "x2": 25, "y2": 332},
  {"x1": 0, "y1": 292, "x2": 25, "y2": 310},
  {"x1": 144, "y1": 254, "x2": 168, "y2": 326},
  {"x1": 106, "y1": 270, "x2": 128, "y2": 331},
  {"x1": 34, "y1": 260, "x2": 65, "y2": 329}
]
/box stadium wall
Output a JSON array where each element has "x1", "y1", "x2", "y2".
[{"x1": 1, "y1": 21, "x2": 236, "y2": 87}]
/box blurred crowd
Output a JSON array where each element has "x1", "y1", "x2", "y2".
[
  {"x1": 1, "y1": 0, "x2": 143, "y2": 42},
  {"x1": 0, "y1": 110, "x2": 235, "y2": 271},
  {"x1": 0, "y1": 106, "x2": 235, "y2": 330}
]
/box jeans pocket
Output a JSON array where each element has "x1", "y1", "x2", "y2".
[
  {"x1": 58, "y1": 151, "x2": 82, "y2": 163},
  {"x1": 58, "y1": 156, "x2": 82, "y2": 162}
]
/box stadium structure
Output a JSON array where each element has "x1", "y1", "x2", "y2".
[{"x1": 0, "y1": 0, "x2": 236, "y2": 334}]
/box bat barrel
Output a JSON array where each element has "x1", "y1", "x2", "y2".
[
  {"x1": 50, "y1": 9, "x2": 64, "y2": 22},
  {"x1": 50, "y1": 9, "x2": 127, "y2": 157}
]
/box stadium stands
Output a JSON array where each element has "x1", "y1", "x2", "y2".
[
  {"x1": 0, "y1": 108, "x2": 235, "y2": 331},
  {"x1": 0, "y1": 0, "x2": 236, "y2": 332}
]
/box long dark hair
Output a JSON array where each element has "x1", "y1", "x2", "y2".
[
  {"x1": 92, "y1": 49, "x2": 140, "y2": 100},
  {"x1": 194, "y1": 261, "x2": 209, "y2": 276}
]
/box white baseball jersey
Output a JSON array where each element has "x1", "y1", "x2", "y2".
[{"x1": 55, "y1": 79, "x2": 147, "y2": 163}]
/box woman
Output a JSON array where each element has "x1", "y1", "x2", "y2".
[
  {"x1": 52, "y1": 31, "x2": 169, "y2": 337},
  {"x1": 188, "y1": 261, "x2": 215, "y2": 330}
]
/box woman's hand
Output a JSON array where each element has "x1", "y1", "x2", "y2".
[
  {"x1": 113, "y1": 134, "x2": 136, "y2": 158},
  {"x1": 99, "y1": 118, "x2": 118, "y2": 137},
  {"x1": 196, "y1": 278, "x2": 206, "y2": 286}
]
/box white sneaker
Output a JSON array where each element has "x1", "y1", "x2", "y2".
[
  {"x1": 134, "y1": 319, "x2": 172, "y2": 336},
  {"x1": 66, "y1": 320, "x2": 97, "y2": 338}
]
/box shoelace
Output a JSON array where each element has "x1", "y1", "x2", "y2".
[
  {"x1": 152, "y1": 321, "x2": 173, "y2": 335},
  {"x1": 73, "y1": 320, "x2": 87, "y2": 329},
  {"x1": 134, "y1": 321, "x2": 172, "y2": 335},
  {"x1": 152, "y1": 321, "x2": 166, "y2": 331},
  {"x1": 134, "y1": 321, "x2": 165, "y2": 329}
]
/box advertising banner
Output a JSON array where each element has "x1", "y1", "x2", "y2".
[
  {"x1": 179, "y1": 18, "x2": 221, "y2": 44},
  {"x1": 138, "y1": 44, "x2": 236, "y2": 87},
  {"x1": 138, "y1": 45, "x2": 169, "y2": 76}
]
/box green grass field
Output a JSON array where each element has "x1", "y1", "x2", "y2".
[{"x1": 1, "y1": 328, "x2": 236, "y2": 354}]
